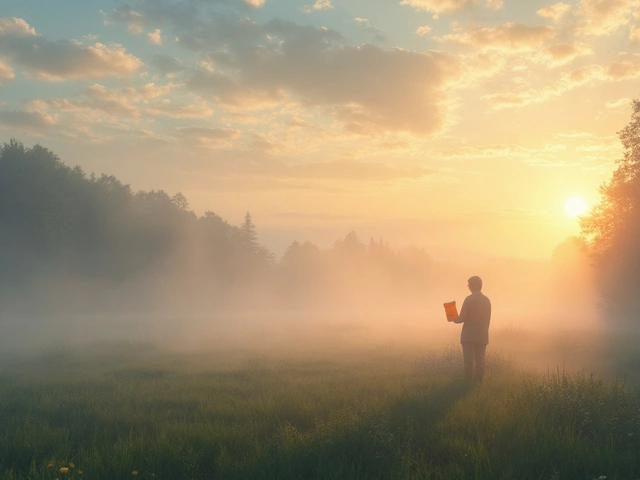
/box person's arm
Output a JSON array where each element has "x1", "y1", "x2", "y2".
[{"x1": 453, "y1": 297, "x2": 469, "y2": 324}]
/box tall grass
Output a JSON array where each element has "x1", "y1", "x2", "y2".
[{"x1": 0, "y1": 342, "x2": 639, "y2": 479}]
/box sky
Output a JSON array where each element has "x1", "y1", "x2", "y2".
[{"x1": 1, "y1": 0, "x2": 639, "y2": 261}]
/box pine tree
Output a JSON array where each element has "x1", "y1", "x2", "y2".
[{"x1": 241, "y1": 211, "x2": 259, "y2": 255}]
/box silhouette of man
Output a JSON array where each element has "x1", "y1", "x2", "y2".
[{"x1": 452, "y1": 276, "x2": 491, "y2": 382}]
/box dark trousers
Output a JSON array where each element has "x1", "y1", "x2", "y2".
[{"x1": 462, "y1": 342, "x2": 487, "y2": 382}]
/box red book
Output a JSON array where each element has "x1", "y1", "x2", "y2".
[{"x1": 443, "y1": 301, "x2": 458, "y2": 322}]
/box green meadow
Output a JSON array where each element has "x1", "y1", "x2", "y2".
[{"x1": 1, "y1": 327, "x2": 639, "y2": 480}]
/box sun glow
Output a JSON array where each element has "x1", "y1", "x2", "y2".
[{"x1": 564, "y1": 196, "x2": 587, "y2": 218}]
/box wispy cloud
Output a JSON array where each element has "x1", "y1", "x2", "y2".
[
  {"x1": 630, "y1": 24, "x2": 640, "y2": 44},
  {"x1": 149, "y1": 53, "x2": 185, "y2": 75},
  {"x1": 605, "y1": 97, "x2": 632, "y2": 109},
  {"x1": 350, "y1": 17, "x2": 386, "y2": 41},
  {"x1": 415, "y1": 25, "x2": 432, "y2": 37},
  {"x1": 484, "y1": 60, "x2": 640, "y2": 109},
  {"x1": 0, "y1": 109, "x2": 57, "y2": 132},
  {"x1": 147, "y1": 28, "x2": 162, "y2": 45},
  {"x1": 302, "y1": 0, "x2": 333, "y2": 13},
  {"x1": 400, "y1": 0, "x2": 501, "y2": 18},
  {"x1": 537, "y1": 3, "x2": 572, "y2": 23},
  {"x1": 438, "y1": 23, "x2": 555, "y2": 52},
  {"x1": 0, "y1": 58, "x2": 14, "y2": 84},
  {"x1": 0, "y1": 17, "x2": 142, "y2": 81},
  {"x1": 537, "y1": 41, "x2": 593, "y2": 67},
  {"x1": 575, "y1": 0, "x2": 640, "y2": 36}
]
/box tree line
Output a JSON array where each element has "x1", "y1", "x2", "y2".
[
  {"x1": 581, "y1": 97, "x2": 640, "y2": 323},
  {"x1": 0, "y1": 140, "x2": 445, "y2": 312}
]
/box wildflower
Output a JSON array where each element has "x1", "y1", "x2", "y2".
[
  {"x1": 59, "y1": 467, "x2": 69, "y2": 473},
  {"x1": 69, "y1": 463, "x2": 75, "y2": 468},
  {"x1": 132, "y1": 471, "x2": 139, "y2": 476},
  {"x1": 78, "y1": 471, "x2": 83, "y2": 475},
  {"x1": 47, "y1": 462, "x2": 54, "y2": 468}
]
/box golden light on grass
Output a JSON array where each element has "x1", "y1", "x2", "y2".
[{"x1": 564, "y1": 196, "x2": 587, "y2": 218}]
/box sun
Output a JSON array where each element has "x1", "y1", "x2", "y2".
[{"x1": 564, "y1": 196, "x2": 587, "y2": 217}]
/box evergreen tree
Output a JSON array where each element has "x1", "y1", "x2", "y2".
[{"x1": 240, "y1": 211, "x2": 259, "y2": 255}]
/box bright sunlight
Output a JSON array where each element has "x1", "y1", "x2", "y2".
[{"x1": 564, "y1": 196, "x2": 587, "y2": 218}]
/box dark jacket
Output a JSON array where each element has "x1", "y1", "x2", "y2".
[{"x1": 453, "y1": 291, "x2": 491, "y2": 345}]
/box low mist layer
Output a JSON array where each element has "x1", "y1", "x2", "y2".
[{"x1": 0, "y1": 139, "x2": 612, "y2": 379}]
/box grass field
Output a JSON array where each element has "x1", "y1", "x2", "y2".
[{"x1": 1, "y1": 323, "x2": 640, "y2": 480}]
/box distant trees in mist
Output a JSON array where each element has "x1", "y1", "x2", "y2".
[
  {"x1": 0, "y1": 139, "x2": 443, "y2": 312},
  {"x1": 581, "y1": 98, "x2": 640, "y2": 321}
]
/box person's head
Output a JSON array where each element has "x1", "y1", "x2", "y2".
[{"x1": 467, "y1": 276, "x2": 482, "y2": 292}]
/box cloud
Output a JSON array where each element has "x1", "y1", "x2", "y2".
[
  {"x1": 142, "y1": 12, "x2": 464, "y2": 135},
  {"x1": 302, "y1": 0, "x2": 333, "y2": 13},
  {"x1": 149, "y1": 53, "x2": 185, "y2": 74},
  {"x1": 0, "y1": 58, "x2": 14, "y2": 83},
  {"x1": 606, "y1": 97, "x2": 632, "y2": 109},
  {"x1": 32, "y1": 82, "x2": 187, "y2": 118},
  {"x1": 0, "y1": 17, "x2": 142, "y2": 81},
  {"x1": 576, "y1": 0, "x2": 640, "y2": 36},
  {"x1": 244, "y1": 0, "x2": 265, "y2": 6},
  {"x1": 146, "y1": 103, "x2": 213, "y2": 118},
  {"x1": 188, "y1": 43, "x2": 462, "y2": 135},
  {"x1": 631, "y1": 24, "x2": 640, "y2": 44},
  {"x1": 538, "y1": 41, "x2": 593, "y2": 66},
  {"x1": 127, "y1": 24, "x2": 144, "y2": 35},
  {"x1": 176, "y1": 126, "x2": 241, "y2": 148},
  {"x1": 439, "y1": 23, "x2": 555, "y2": 52},
  {"x1": 37, "y1": 85, "x2": 140, "y2": 117},
  {"x1": 350, "y1": 18, "x2": 387, "y2": 41},
  {"x1": 606, "y1": 59, "x2": 640, "y2": 79},
  {"x1": 536, "y1": 3, "x2": 572, "y2": 22},
  {"x1": 485, "y1": 0, "x2": 503, "y2": 9},
  {"x1": 483, "y1": 60, "x2": 640, "y2": 109},
  {"x1": 103, "y1": 3, "x2": 466, "y2": 135},
  {"x1": 400, "y1": 0, "x2": 501, "y2": 17},
  {"x1": 147, "y1": 28, "x2": 162, "y2": 45},
  {"x1": 0, "y1": 17, "x2": 36, "y2": 36},
  {"x1": 0, "y1": 109, "x2": 57, "y2": 132},
  {"x1": 415, "y1": 25, "x2": 432, "y2": 37}
]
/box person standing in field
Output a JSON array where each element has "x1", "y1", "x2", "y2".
[{"x1": 452, "y1": 276, "x2": 491, "y2": 382}]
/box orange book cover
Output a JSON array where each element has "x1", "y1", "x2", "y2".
[{"x1": 443, "y1": 301, "x2": 458, "y2": 322}]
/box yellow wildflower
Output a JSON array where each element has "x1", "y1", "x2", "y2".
[
  {"x1": 132, "y1": 471, "x2": 139, "y2": 476},
  {"x1": 47, "y1": 462, "x2": 54, "y2": 468},
  {"x1": 59, "y1": 467, "x2": 69, "y2": 473}
]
